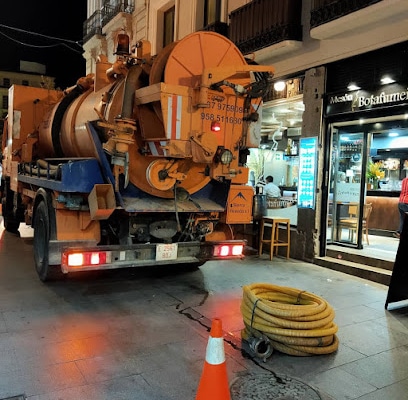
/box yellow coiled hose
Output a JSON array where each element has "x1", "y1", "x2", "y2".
[{"x1": 241, "y1": 283, "x2": 339, "y2": 356}]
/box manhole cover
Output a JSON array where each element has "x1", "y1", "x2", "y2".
[{"x1": 230, "y1": 372, "x2": 325, "y2": 400}]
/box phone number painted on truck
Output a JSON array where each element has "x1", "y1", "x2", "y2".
[{"x1": 200, "y1": 100, "x2": 243, "y2": 124}]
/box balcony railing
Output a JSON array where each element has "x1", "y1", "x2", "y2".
[
  {"x1": 310, "y1": 0, "x2": 382, "y2": 28},
  {"x1": 101, "y1": 0, "x2": 134, "y2": 27},
  {"x1": 229, "y1": 0, "x2": 302, "y2": 55},
  {"x1": 83, "y1": 10, "x2": 103, "y2": 43},
  {"x1": 83, "y1": 1, "x2": 134, "y2": 44}
]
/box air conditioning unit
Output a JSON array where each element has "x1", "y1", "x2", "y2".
[{"x1": 287, "y1": 127, "x2": 301, "y2": 137}]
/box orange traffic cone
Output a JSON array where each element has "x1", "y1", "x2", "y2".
[{"x1": 196, "y1": 318, "x2": 231, "y2": 400}]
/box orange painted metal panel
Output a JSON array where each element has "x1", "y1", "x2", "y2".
[
  {"x1": 56, "y1": 209, "x2": 101, "y2": 242},
  {"x1": 223, "y1": 185, "x2": 254, "y2": 224}
]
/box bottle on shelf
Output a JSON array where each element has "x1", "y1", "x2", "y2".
[
  {"x1": 286, "y1": 138, "x2": 292, "y2": 155},
  {"x1": 291, "y1": 142, "x2": 298, "y2": 155}
]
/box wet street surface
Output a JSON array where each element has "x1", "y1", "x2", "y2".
[{"x1": 1, "y1": 223, "x2": 406, "y2": 400}]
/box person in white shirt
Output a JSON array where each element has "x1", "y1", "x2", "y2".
[{"x1": 264, "y1": 175, "x2": 281, "y2": 198}]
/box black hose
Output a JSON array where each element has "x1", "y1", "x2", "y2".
[{"x1": 120, "y1": 65, "x2": 143, "y2": 119}]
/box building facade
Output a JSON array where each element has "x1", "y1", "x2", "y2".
[{"x1": 81, "y1": 0, "x2": 408, "y2": 262}]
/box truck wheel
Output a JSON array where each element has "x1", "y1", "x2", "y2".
[
  {"x1": 1, "y1": 189, "x2": 20, "y2": 233},
  {"x1": 33, "y1": 201, "x2": 63, "y2": 282}
]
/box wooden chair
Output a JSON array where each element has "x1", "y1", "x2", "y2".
[
  {"x1": 335, "y1": 203, "x2": 357, "y2": 241},
  {"x1": 363, "y1": 204, "x2": 373, "y2": 243},
  {"x1": 338, "y1": 203, "x2": 373, "y2": 244}
]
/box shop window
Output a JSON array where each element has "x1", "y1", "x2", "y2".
[
  {"x1": 163, "y1": 6, "x2": 175, "y2": 48},
  {"x1": 204, "y1": 0, "x2": 221, "y2": 26},
  {"x1": 22, "y1": 80, "x2": 29, "y2": 86},
  {"x1": 2, "y1": 95, "x2": 8, "y2": 110},
  {"x1": 3, "y1": 78, "x2": 10, "y2": 88}
]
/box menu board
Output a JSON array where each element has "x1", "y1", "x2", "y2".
[{"x1": 298, "y1": 137, "x2": 318, "y2": 209}]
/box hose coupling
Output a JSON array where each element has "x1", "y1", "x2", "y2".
[{"x1": 247, "y1": 334, "x2": 273, "y2": 362}]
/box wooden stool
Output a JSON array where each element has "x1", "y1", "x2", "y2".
[{"x1": 259, "y1": 217, "x2": 291, "y2": 260}]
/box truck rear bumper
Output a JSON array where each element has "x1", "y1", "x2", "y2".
[{"x1": 48, "y1": 239, "x2": 245, "y2": 273}]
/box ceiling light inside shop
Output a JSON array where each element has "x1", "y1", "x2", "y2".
[
  {"x1": 274, "y1": 81, "x2": 286, "y2": 91},
  {"x1": 381, "y1": 76, "x2": 395, "y2": 84},
  {"x1": 347, "y1": 83, "x2": 361, "y2": 91},
  {"x1": 389, "y1": 132, "x2": 399, "y2": 137}
]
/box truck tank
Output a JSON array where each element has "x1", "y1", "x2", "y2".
[{"x1": 37, "y1": 31, "x2": 264, "y2": 199}]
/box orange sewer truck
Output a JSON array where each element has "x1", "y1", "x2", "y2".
[{"x1": 0, "y1": 31, "x2": 274, "y2": 281}]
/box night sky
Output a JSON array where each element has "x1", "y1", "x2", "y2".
[{"x1": 0, "y1": 0, "x2": 87, "y2": 89}]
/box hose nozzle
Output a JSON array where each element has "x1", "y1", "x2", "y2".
[{"x1": 246, "y1": 335, "x2": 273, "y2": 362}]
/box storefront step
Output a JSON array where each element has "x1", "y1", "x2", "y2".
[
  {"x1": 313, "y1": 256, "x2": 392, "y2": 286},
  {"x1": 326, "y1": 248, "x2": 394, "y2": 271}
]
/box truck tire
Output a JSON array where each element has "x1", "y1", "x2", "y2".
[
  {"x1": 33, "y1": 201, "x2": 63, "y2": 282},
  {"x1": 1, "y1": 185, "x2": 20, "y2": 233}
]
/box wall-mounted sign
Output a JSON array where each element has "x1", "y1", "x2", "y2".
[
  {"x1": 326, "y1": 83, "x2": 408, "y2": 116},
  {"x1": 298, "y1": 137, "x2": 318, "y2": 209}
]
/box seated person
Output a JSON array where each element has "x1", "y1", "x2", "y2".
[{"x1": 264, "y1": 175, "x2": 281, "y2": 198}]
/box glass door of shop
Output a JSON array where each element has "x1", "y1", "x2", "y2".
[{"x1": 327, "y1": 129, "x2": 367, "y2": 248}]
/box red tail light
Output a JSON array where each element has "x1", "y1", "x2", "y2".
[
  {"x1": 63, "y1": 251, "x2": 111, "y2": 268},
  {"x1": 213, "y1": 244, "x2": 243, "y2": 257}
]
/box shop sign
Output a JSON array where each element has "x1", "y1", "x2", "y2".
[
  {"x1": 298, "y1": 137, "x2": 318, "y2": 209},
  {"x1": 326, "y1": 83, "x2": 408, "y2": 116}
]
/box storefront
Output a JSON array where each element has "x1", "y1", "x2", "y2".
[
  {"x1": 322, "y1": 43, "x2": 408, "y2": 252},
  {"x1": 246, "y1": 41, "x2": 408, "y2": 262},
  {"x1": 250, "y1": 78, "x2": 305, "y2": 226}
]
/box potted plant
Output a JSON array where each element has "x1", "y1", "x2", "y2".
[{"x1": 366, "y1": 160, "x2": 385, "y2": 189}]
